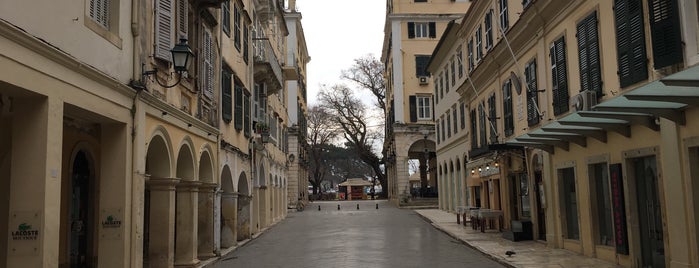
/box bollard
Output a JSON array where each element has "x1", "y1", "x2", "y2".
[
  {"x1": 318, "y1": 205, "x2": 321, "y2": 211},
  {"x1": 376, "y1": 203, "x2": 379, "y2": 209},
  {"x1": 337, "y1": 204, "x2": 340, "y2": 210},
  {"x1": 357, "y1": 204, "x2": 360, "y2": 210}
]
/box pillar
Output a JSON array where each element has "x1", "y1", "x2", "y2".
[
  {"x1": 174, "y1": 181, "x2": 200, "y2": 267},
  {"x1": 197, "y1": 183, "x2": 217, "y2": 260},
  {"x1": 146, "y1": 177, "x2": 180, "y2": 268},
  {"x1": 236, "y1": 194, "x2": 250, "y2": 241},
  {"x1": 220, "y1": 192, "x2": 238, "y2": 248}
]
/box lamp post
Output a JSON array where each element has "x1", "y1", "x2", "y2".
[{"x1": 143, "y1": 38, "x2": 194, "y2": 88}]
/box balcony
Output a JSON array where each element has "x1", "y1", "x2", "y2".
[{"x1": 254, "y1": 39, "x2": 283, "y2": 94}]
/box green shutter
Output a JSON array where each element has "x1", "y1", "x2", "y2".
[
  {"x1": 577, "y1": 12, "x2": 602, "y2": 96},
  {"x1": 429, "y1": 22, "x2": 436, "y2": 38},
  {"x1": 409, "y1": 95, "x2": 417, "y2": 122},
  {"x1": 408, "y1": 22, "x2": 415, "y2": 39},
  {"x1": 234, "y1": 84, "x2": 243, "y2": 130},
  {"x1": 553, "y1": 37, "x2": 569, "y2": 116},
  {"x1": 222, "y1": 71, "x2": 232, "y2": 123},
  {"x1": 244, "y1": 93, "x2": 250, "y2": 136},
  {"x1": 616, "y1": 0, "x2": 648, "y2": 87},
  {"x1": 649, "y1": 0, "x2": 682, "y2": 69},
  {"x1": 526, "y1": 60, "x2": 540, "y2": 126}
]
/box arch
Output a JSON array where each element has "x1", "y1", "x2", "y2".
[
  {"x1": 258, "y1": 162, "x2": 266, "y2": 186},
  {"x1": 64, "y1": 145, "x2": 98, "y2": 266},
  {"x1": 456, "y1": 159, "x2": 461, "y2": 171},
  {"x1": 146, "y1": 132, "x2": 172, "y2": 178},
  {"x1": 406, "y1": 138, "x2": 436, "y2": 160},
  {"x1": 176, "y1": 142, "x2": 195, "y2": 181},
  {"x1": 449, "y1": 160, "x2": 454, "y2": 172},
  {"x1": 221, "y1": 165, "x2": 234, "y2": 193},
  {"x1": 237, "y1": 171, "x2": 249, "y2": 195},
  {"x1": 199, "y1": 150, "x2": 214, "y2": 183}
]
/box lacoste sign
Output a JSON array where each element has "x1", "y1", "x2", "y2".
[
  {"x1": 11, "y1": 223, "x2": 39, "y2": 240},
  {"x1": 102, "y1": 215, "x2": 122, "y2": 228}
]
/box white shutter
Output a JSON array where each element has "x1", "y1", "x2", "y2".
[
  {"x1": 202, "y1": 29, "x2": 214, "y2": 99},
  {"x1": 155, "y1": 0, "x2": 173, "y2": 61},
  {"x1": 89, "y1": 0, "x2": 110, "y2": 28},
  {"x1": 177, "y1": 0, "x2": 187, "y2": 39}
]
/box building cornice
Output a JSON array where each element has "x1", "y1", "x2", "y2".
[
  {"x1": 140, "y1": 91, "x2": 219, "y2": 142},
  {"x1": 0, "y1": 18, "x2": 136, "y2": 99}
]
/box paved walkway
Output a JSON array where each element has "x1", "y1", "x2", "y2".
[{"x1": 414, "y1": 209, "x2": 620, "y2": 268}]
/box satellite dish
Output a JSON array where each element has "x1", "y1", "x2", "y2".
[{"x1": 510, "y1": 71, "x2": 522, "y2": 95}]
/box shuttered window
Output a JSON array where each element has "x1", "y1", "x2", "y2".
[
  {"x1": 201, "y1": 29, "x2": 214, "y2": 99},
  {"x1": 450, "y1": 57, "x2": 456, "y2": 86},
  {"x1": 470, "y1": 109, "x2": 477, "y2": 149},
  {"x1": 452, "y1": 108, "x2": 458, "y2": 134},
  {"x1": 478, "y1": 103, "x2": 487, "y2": 147},
  {"x1": 615, "y1": 0, "x2": 648, "y2": 87},
  {"x1": 447, "y1": 113, "x2": 451, "y2": 138},
  {"x1": 441, "y1": 118, "x2": 446, "y2": 141},
  {"x1": 499, "y1": 0, "x2": 509, "y2": 32},
  {"x1": 415, "y1": 55, "x2": 431, "y2": 76},
  {"x1": 476, "y1": 26, "x2": 483, "y2": 60},
  {"x1": 243, "y1": 21, "x2": 249, "y2": 64},
  {"x1": 468, "y1": 38, "x2": 474, "y2": 72},
  {"x1": 488, "y1": 94, "x2": 497, "y2": 143},
  {"x1": 577, "y1": 12, "x2": 602, "y2": 97},
  {"x1": 222, "y1": 69, "x2": 233, "y2": 123},
  {"x1": 485, "y1": 11, "x2": 493, "y2": 50},
  {"x1": 177, "y1": 0, "x2": 187, "y2": 38},
  {"x1": 244, "y1": 93, "x2": 251, "y2": 136},
  {"x1": 90, "y1": 0, "x2": 111, "y2": 28},
  {"x1": 409, "y1": 95, "x2": 418, "y2": 122},
  {"x1": 525, "y1": 60, "x2": 540, "y2": 126},
  {"x1": 551, "y1": 37, "x2": 569, "y2": 116},
  {"x1": 460, "y1": 102, "x2": 466, "y2": 130},
  {"x1": 649, "y1": 0, "x2": 682, "y2": 69},
  {"x1": 234, "y1": 83, "x2": 243, "y2": 130},
  {"x1": 408, "y1": 22, "x2": 436, "y2": 39},
  {"x1": 434, "y1": 79, "x2": 440, "y2": 104},
  {"x1": 439, "y1": 73, "x2": 444, "y2": 98},
  {"x1": 436, "y1": 120, "x2": 441, "y2": 144},
  {"x1": 457, "y1": 46, "x2": 464, "y2": 78},
  {"x1": 234, "y1": 3, "x2": 241, "y2": 51},
  {"x1": 222, "y1": 0, "x2": 230, "y2": 36},
  {"x1": 154, "y1": 0, "x2": 173, "y2": 61},
  {"x1": 503, "y1": 80, "x2": 514, "y2": 137}
]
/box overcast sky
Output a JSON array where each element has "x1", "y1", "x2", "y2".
[{"x1": 295, "y1": 0, "x2": 386, "y2": 106}]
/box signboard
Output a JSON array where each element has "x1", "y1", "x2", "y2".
[
  {"x1": 100, "y1": 208, "x2": 122, "y2": 240},
  {"x1": 610, "y1": 163, "x2": 629, "y2": 255},
  {"x1": 8, "y1": 211, "x2": 41, "y2": 256}
]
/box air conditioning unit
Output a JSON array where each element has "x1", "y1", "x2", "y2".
[
  {"x1": 418, "y1": 76, "x2": 429, "y2": 85},
  {"x1": 572, "y1": 90, "x2": 598, "y2": 111}
]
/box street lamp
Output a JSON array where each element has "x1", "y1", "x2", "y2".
[{"x1": 143, "y1": 38, "x2": 194, "y2": 88}]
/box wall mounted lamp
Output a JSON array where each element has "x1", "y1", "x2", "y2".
[{"x1": 142, "y1": 38, "x2": 194, "y2": 88}]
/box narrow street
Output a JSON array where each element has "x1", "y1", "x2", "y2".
[{"x1": 211, "y1": 200, "x2": 504, "y2": 268}]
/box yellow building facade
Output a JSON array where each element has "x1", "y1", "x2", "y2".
[
  {"x1": 382, "y1": 0, "x2": 471, "y2": 206},
  {"x1": 431, "y1": 0, "x2": 699, "y2": 267}
]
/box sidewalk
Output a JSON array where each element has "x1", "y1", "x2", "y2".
[{"x1": 414, "y1": 209, "x2": 619, "y2": 268}]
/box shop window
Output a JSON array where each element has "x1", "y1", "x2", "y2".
[
  {"x1": 590, "y1": 162, "x2": 613, "y2": 246},
  {"x1": 559, "y1": 167, "x2": 580, "y2": 240}
]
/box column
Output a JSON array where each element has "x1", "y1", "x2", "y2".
[
  {"x1": 220, "y1": 192, "x2": 238, "y2": 248},
  {"x1": 174, "y1": 181, "x2": 200, "y2": 267},
  {"x1": 395, "y1": 155, "x2": 409, "y2": 204},
  {"x1": 236, "y1": 194, "x2": 250, "y2": 241},
  {"x1": 98, "y1": 123, "x2": 128, "y2": 268},
  {"x1": 7, "y1": 97, "x2": 62, "y2": 268},
  {"x1": 197, "y1": 183, "x2": 217, "y2": 259},
  {"x1": 146, "y1": 177, "x2": 180, "y2": 268}
]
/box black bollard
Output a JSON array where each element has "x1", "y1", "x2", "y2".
[
  {"x1": 376, "y1": 203, "x2": 379, "y2": 209},
  {"x1": 337, "y1": 204, "x2": 340, "y2": 210},
  {"x1": 318, "y1": 205, "x2": 321, "y2": 211},
  {"x1": 357, "y1": 204, "x2": 360, "y2": 210}
]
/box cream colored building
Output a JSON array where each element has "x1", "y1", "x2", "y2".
[
  {"x1": 382, "y1": 0, "x2": 470, "y2": 206},
  {"x1": 1, "y1": 0, "x2": 300, "y2": 266},
  {"x1": 284, "y1": 0, "x2": 311, "y2": 210},
  {"x1": 431, "y1": 0, "x2": 699, "y2": 267}
]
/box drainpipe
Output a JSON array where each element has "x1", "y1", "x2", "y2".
[{"x1": 129, "y1": 0, "x2": 142, "y2": 266}]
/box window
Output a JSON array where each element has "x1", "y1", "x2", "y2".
[
  {"x1": 499, "y1": 0, "x2": 509, "y2": 31},
  {"x1": 478, "y1": 103, "x2": 487, "y2": 147},
  {"x1": 244, "y1": 92, "x2": 251, "y2": 136},
  {"x1": 615, "y1": 0, "x2": 648, "y2": 87},
  {"x1": 417, "y1": 96, "x2": 432, "y2": 120},
  {"x1": 560, "y1": 167, "x2": 580, "y2": 240},
  {"x1": 415, "y1": 55, "x2": 431, "y2": 76},
  {"x1": 450, "y1": 57, "x2": 456, "y2": 86},
  {"x1": 234, "y1": 82, "x2": 244, "y2": 130},
  {"x1": 577, "y1": 12, "x2": 602, "y2": 97},
  {"x1": 222, "y1": 68, "x2": 233, "y2": 123},
  {"x1": 487, "y1": 94, "x2": 497, "y2": 143},
  {"x1": 234, "y1": 3, "x2": 241, "y2": 51},
  {"x1": 457, "y1": 46, "x2": 464, "y2": 78},
  {"x1": 154, "y1": 0, "x2": 173, "y2": 61},
  {"x1": 485, "y1": 11, "x2": 493, "y2": 50},
  {"x1": 439, "y1": 73, "x2": 445, "y2": 98},
  {"x1": 467, "y1": 38, "x2": 474, "y2": 72},
  {"x1": 460, "y1": 102, "x2": 466, "y2": 130},
  {"x1": 435, "y1": 79, "x2": 440, "y2": 104},
  {"x1": 503, "y1": 79, "x2": 514, "y2": 137},
  {"x1": 452, "y1": 108, "x2": 458, "y2": 134},
  {"x1": 648, "y1": 0, "x2": 682, "y2": 69},
  {"x1": 590, "y1": 163, "x2": 613, "y2": 246},
  {"x1": 475, "y1": 26, "x2": 483, "y2": 60},
  {"x1": 408, "y1": 22, "x2": 436, "y2": 39},
  {"x1": 551, "y1": 36, "x2": 569, "y2": 116},
  {"x1": 447, "y1": 113, "x2": 451, "y2": 138},
  {"x1": 525, "y1": 60, "x2": 540, "y2": 126},
  {"x1": 441, "y1": 118, "x2": 446, "y2": 141},
  {"x1": 201, "y1": 28, "x2": 214, "y2": 99},
  {"x1": 444, "y1": 67, "x2": 450, "y2": 92},
  {"x1": 89, "y1": 0, "x2": 111, "y2": 28},
  {"x1": 243, "y1": 20, "x2": 249, "y2": 64},
  {"x1": 222, "y1": 0, "x2": 230, "y2": 36},
  {"x1": 436, "y1": 120, "x2": 441, "y2": 144},
  {"x1": 470, "y1": 109, "x2": 477, "y2": 149}
]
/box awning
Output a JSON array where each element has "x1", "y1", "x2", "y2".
[{"x1": 506, "y1": 64, "x2": 699, "y2": 152}]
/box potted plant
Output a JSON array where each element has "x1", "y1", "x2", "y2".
[{"x1": 255, "y1": 122, "x2": 270, "y2": 134}]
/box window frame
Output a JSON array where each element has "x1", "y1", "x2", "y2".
[{"x1": 417, "y1": 96, "x2": 432, "y2": 120}]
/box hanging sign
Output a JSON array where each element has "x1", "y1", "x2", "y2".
[{"x1": 610, "y1": 163, "x2": 629, "y2": 255}]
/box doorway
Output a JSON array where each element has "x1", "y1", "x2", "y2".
[
  {"x1": 69, "y1": 151, "x2": 95, "y2": 267},
  {"x1": 534, "y1": 171, "x2": 546, "y2": 240},
  {"x1": 633, "y1": 156, "x2": 664, "y2": 268}
]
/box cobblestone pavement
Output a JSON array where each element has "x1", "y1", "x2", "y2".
[
  {"x1": 209, "y1": 200, "x2": 505, "y2": 268},
  {"x1": 414, "y1": 209, "x2": 621, "y2": 268}
]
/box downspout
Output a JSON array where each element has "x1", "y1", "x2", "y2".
[{"x1": 129, "y1": 0, "x2": 143, "y2": 266}]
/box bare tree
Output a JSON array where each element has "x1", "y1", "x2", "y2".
[
  {"x1": 318, "y1": 84, "x2": 387, "y2": 197},
  {"x1": 307, "y1": 105, "x2": 337, "y2": 195},
  {"x1": 341, "y1": 55, "x2": 386, "y2": 113}
]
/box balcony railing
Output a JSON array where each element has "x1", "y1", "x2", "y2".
[{"x1": 254, "y1": 38, "x2": 283, "y2": 94}]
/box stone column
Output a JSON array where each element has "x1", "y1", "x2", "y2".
[
  {"x1": 259, "y1": 186, "x2": 268, "y2": 228},
  {"x1": 197, "y1": 183, "x2": 217, "y2": 260},
  {"x1": 220, "y1": 192, "x2": 238, "y2": 248},
  {"x1": 237, "y1": 194, "x2": 251, "y2": 241},
  {"x1": 174, "y1": 181, "x2": 200, "y2": 267},
  {"x1": 146, "y1": 177, "x2": 180, "y2": 268}
]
